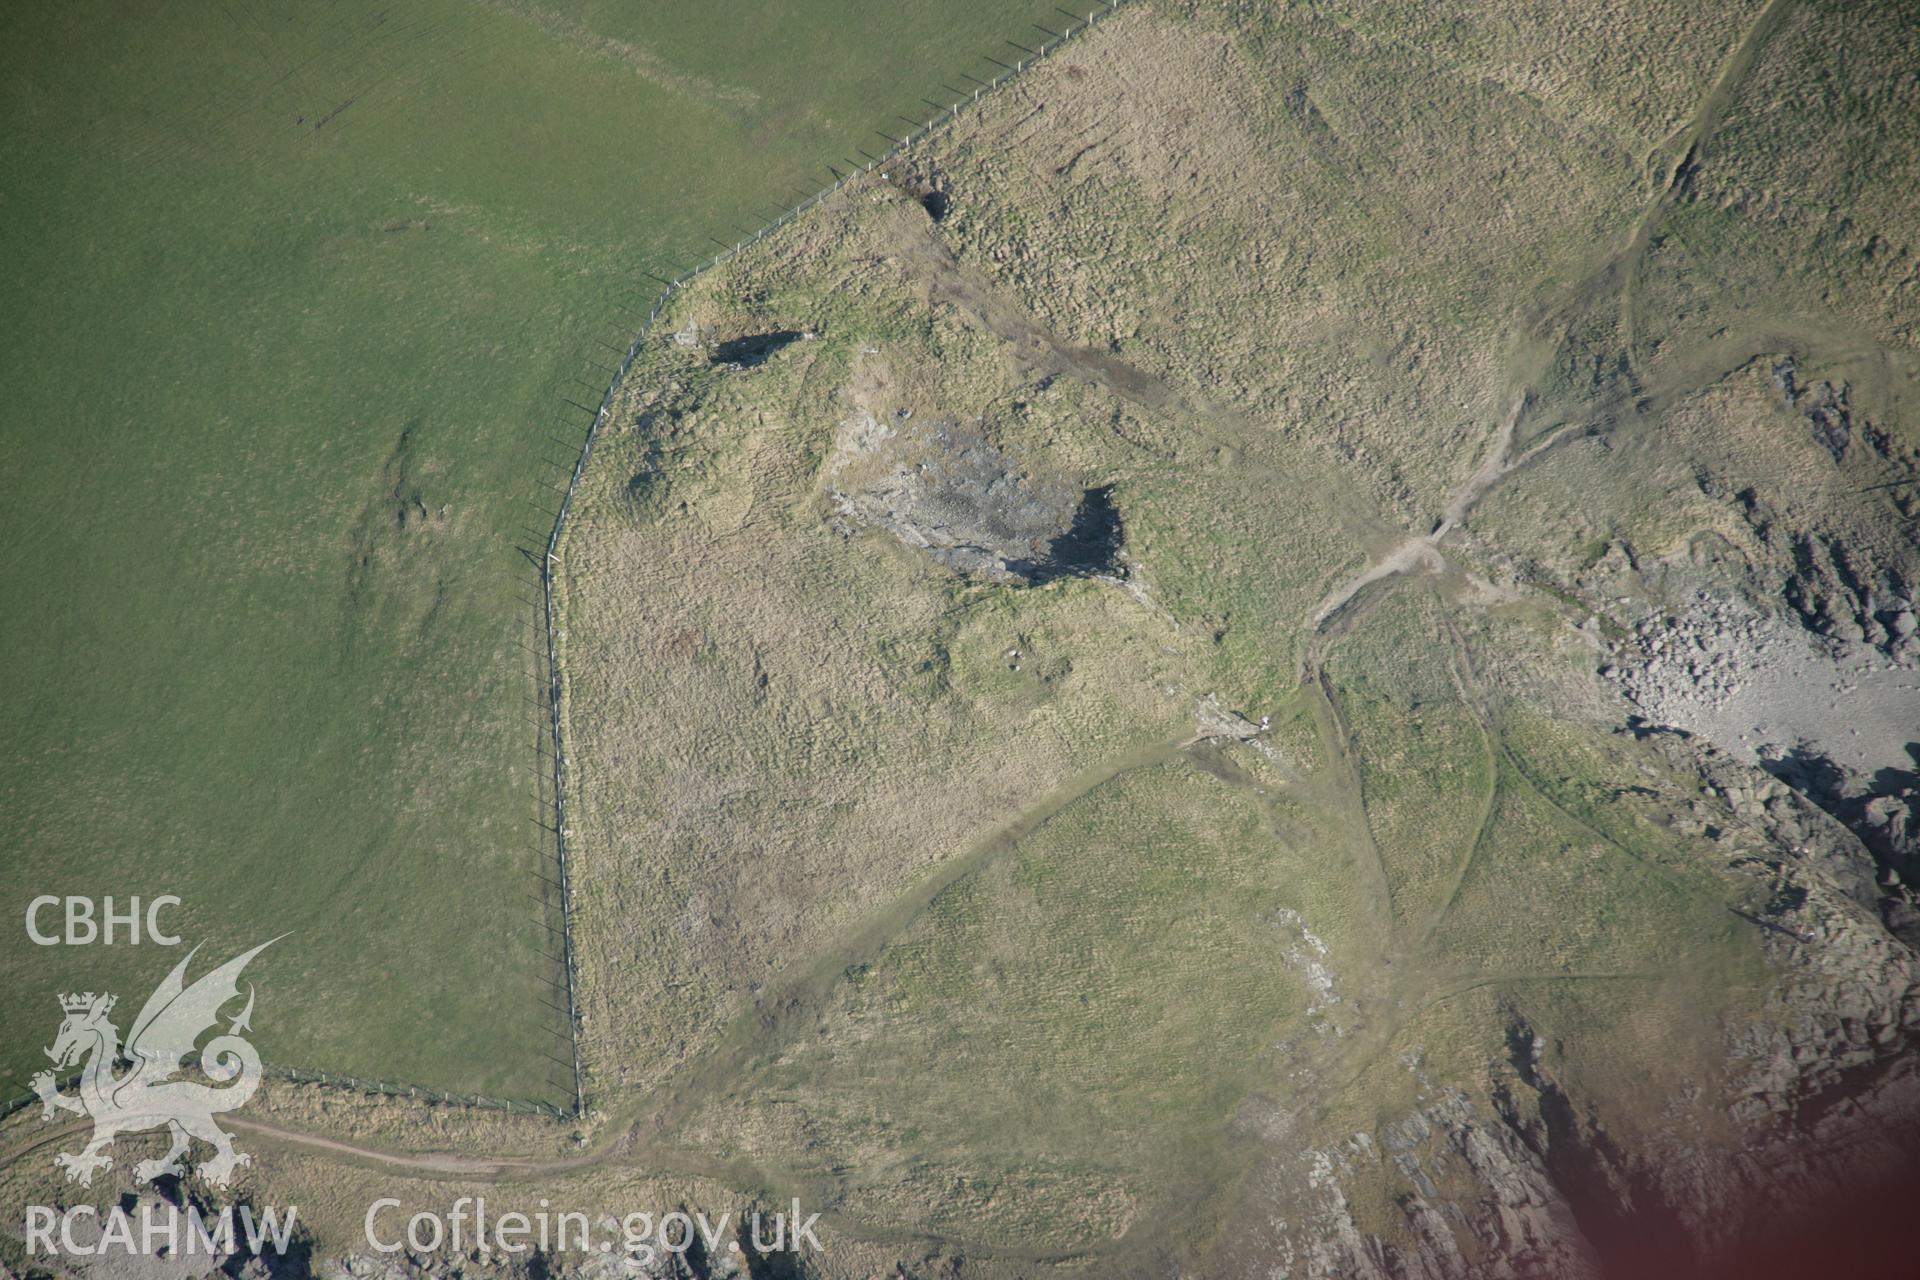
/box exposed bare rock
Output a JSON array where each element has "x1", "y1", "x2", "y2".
[
  {"x1": 1231, "y1": 774, "x2": 1920, "y2": 1280},
  {"x1": 827, "y1": 412, "x2": 1121, "y2": 585}
]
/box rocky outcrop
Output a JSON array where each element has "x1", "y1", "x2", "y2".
[
  {"x1": 827, "y1": 413, "x2": 1121, "y2": 584},
  {"x1": 1603, "y1": 586, "x2": 1920, "y2": 937},
  {"x1": 1237, "y1": 1078, "x2": 1597, "y2": 1280},
  {"x1": 1771, "y1": 358, "x2": 1861, "y2": 464},
  {"x1": 1232, "y1": 756, "x2": 1920, "y2": 1280}
]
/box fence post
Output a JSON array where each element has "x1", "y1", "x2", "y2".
[{"x1": 502, "y1": 0, "x2": 1134, "y2": 1129}]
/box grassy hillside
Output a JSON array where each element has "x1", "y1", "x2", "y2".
[{"x1": 546, "y1": 0, "x2": 1918, "y2": 1262}]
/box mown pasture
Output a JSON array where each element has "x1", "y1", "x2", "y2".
[{"x1": 0, "y1": 0, "x2": 1083, "y2": 1103}]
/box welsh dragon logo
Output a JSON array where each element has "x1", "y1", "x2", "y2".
[{"x1": 32, "y1": 939, "x2": 277, "y2": 1188}]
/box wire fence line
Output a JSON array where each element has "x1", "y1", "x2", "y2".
[
  {"x1": 0, "y1": 0, "x2": 1131, "y2": 1134},
  {"x1": 262, "y1": 1065, "x2": 572, "y2": 1117},
  {"x1": 0, "y1": 1063, "x2": 572, "y2": 1127},
  {"x1": 655, "y1": 2, "x2": 1128, "y2": 289},
  {"x1": 533, "y1": 0, "x2": 1130, "y2": 1122},
  {"x1": 0, "y1": 1079, "x2": 66, "y2": 1125}
]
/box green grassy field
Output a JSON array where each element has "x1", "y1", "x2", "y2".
[{"x1": 0, "y1": 0, "x2": 1092, "y2": 1102}]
